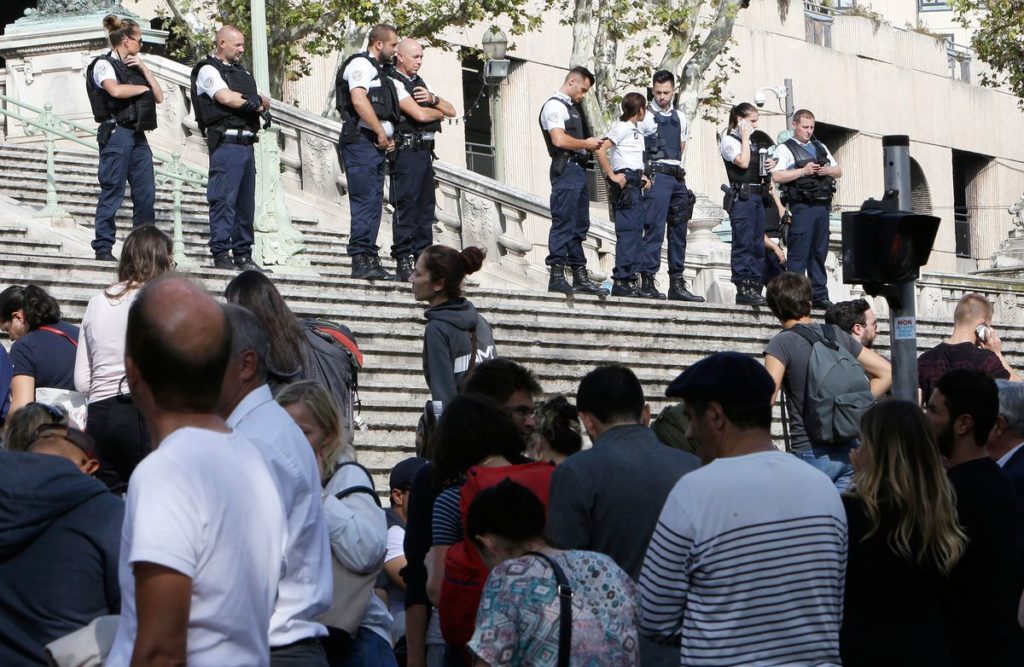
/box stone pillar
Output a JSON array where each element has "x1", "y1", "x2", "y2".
[{"x1": 684, "y1": 194, "x2": 735, "y2": 303}]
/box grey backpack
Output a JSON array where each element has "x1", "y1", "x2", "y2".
[{"x1": 790, "y1": 325, "x2": 875, "y2": 444}]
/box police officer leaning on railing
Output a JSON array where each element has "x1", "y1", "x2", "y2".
[
  {"x1": 86, "y1": 14, "x2": 163, "y2": 262},
  {"x1": 190, "y1": 25, "x2": 270, "y2": 273}
]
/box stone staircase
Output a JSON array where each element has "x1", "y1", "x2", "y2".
[{"x1": 2, "y1": 142, "x2": 1024, "y2": 487}]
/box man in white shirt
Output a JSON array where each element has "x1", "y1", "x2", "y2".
[
  {"x1": 987, "y1": 379, "x2": 1024, "y2": 570},
  {"x1": 220, "y1": 304, "x2": 333, "y2": 666},
  {"x1": 190, "y1": 25, "x2": 270, "y2": 272},
  {"x1": 538, "y1": 66, "x2": 608, "y2": 296},
  {"x1": 771, "y1": 109, "x2": 842, "y2": 309},
  {"x1": 639, "y1": 352, "x2": 847, "y2": 667},
  {"x1": 335, "y1": 24, "x2": 402, "y2": 281},
  {"x1": 638, "y1": 70, "x2": 703, "y2": 302},
  {"x1": 108, "y1": 276, "x2": 286, "y2": 667}
]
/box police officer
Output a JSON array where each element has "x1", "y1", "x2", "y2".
[
  {"x1": 389, "y1": 38, "x2": 456, "y2": 281},
  {"x1": 719, "y1": 102, "x2": 772, "y2": 307},
  {"x1": 86, "y1": 15, "x2": 163, "y2": 261},
  {"x1": 772, "y1": 109, "x2": 842, "y2": 309},
  {"x1": 190, "y1": 25, "x2": 268, "y2": 272},
  {"x1": 336, "y1": 24, "x2": 401, "y2": 281},
  {"x1": 595, "y1": 93, "x2": 651, "y2": 297},
  {"x1": 638, "y1": 70, "x2": 703, "y2": 302},
  {"x1": 538, "y1": 66, "x2": 608, "y2": 296}
]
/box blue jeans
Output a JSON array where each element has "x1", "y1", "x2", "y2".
[
  {"x1": 93, "y1": 125, "x2": 155, "y2": 254},
  {"x1": 795, "y1": 442, "x2": 857, "y2": 491},
  {"x1": 547, "y1": 162, "x2": 590, "y2": 268},
  {"x1": 335, "y1": 628, "x2": 398, "y2": 667},
  {"x1": 339, "y1": 131, "x2": 386, "y2": 257},
  {"x1": 787, "y1": 202, "x2": 831, "y2": 301},
  {"x1": 729, "y1": 195, "x2": 766, "y2": 285},
  {"x1": 207, "y1": 142, "x2": 256, "y2": 258}
]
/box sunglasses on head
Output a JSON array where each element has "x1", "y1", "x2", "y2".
[{"x1": 27, "y1": 402, "x2": 68, "y2": 423}]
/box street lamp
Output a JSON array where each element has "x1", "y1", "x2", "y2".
[
  {"x1": 754, "y1": 78, "x2": 794, "y2": 123},
  {"x1": 481, "y1": 26, "x2": 510, "y2": 83}
]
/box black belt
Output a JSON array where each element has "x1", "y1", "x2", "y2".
[
  {"x1": 731, "y1": 182, "x2": 764, "y2": 194},
  {"x1": 398, "y1": 133, "x2": 435, "y2": 151},
  {"x1": 220, "y1": 133, "x2": 257, "y2": 146},
  {"x1": 652, "y1": 163, "x2": 685, "y2": 179},
  {"x1": 569, "y1": 153, "x2": 589, "y2": 167}
]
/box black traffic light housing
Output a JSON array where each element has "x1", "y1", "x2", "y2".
[{"x1": 842, "y1": 191, "x2": 940, "y2": 293}]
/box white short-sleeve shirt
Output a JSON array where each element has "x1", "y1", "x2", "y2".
[
  {"x1": 108, "y1": 427, "x2": 286, "y2": 667},
  {"x1": 605, "y1": 120, "x2": 646, "y2": 172},
  {"x1": 196, "y1": 63, "x2": 229, "y2": 99},
  {"x1": 773, "y1": 139, "x2": 838, "y2": 171},
  {"x1": 343, "y1": 55, "x2": 394, "y2": 137},
  {"x1": 638, "y1": 103, "x2": 687, "y2": 166},
  {"x1": 392, "y1": 75, "x2": 437, "y2": 139},
  {"x1": 540, "y1": 91, "x2": 585, "y2": 155},
  {"x1": 92, "y1": 55, "x2": 118, "y2": 88},
  {"x1": 720, "y1": 132, "x2": 744, "y2": 165}
]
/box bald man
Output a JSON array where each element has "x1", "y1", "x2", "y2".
[
  {"x1": 388, "y1": 38, "x2": 456, "y2": 281},
  {"x1": 107, "y1": 276, "x2": 286, "y2": 667},
  {"x1": 190, "y1": 26, "x2": 270, "y2": 273}
]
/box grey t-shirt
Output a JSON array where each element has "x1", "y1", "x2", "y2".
[{"x1": 764, "y1": 323, "x2": 863, "y2": 452}]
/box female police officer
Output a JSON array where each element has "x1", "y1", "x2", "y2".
[{"x1": 86, "y1": 15, "x2": 163, "y2": 261}]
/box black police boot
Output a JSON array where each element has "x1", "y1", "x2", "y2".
[
  {"x1": 735, "y1": 281, "x2": 767, "y2": 307},
  {"x1": 213, "y1": 254, "x2": 235, "y2": 270},
  {"x1": 95, "y1": 250, "x2": 116, "y2": 262},
  {"x1": 812, "y1": 297, "x2": 834, "y2": 310},
  {"x1": 394, "y1": 256, "x2": 415, "y2": 282},
  {"x1": 667, "y1": 274, "x2": 705, "y2": 303},
  {"x1": 611, "y1": 278, "x2": 640, "y2": 298},
  {"x1": 235, "y1": 255, "x2": 270, "y2": 273},
  {"x1": 637, "y1": 274, "x2": 667, "y2": 300},
  {"x1": 351, "y1": 254, "x2": 390, "y2": 280},
  {"x1": 571, "y1": 266, "x2": 609, "y2": 296},
  {"x1": 548, "y1": 265, "x2": 574, "y2": 295}
]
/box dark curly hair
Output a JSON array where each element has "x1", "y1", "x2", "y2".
[{"x1": 0, "y1": 285, "x2": 61, "y2": 330}]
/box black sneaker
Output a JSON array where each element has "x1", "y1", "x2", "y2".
[
  {"x1": 213, "y1": 254, "x2": 235, "y2": 270},
  {"x1": 95, "y1": 250, "x2": 116, "y2": 262}
]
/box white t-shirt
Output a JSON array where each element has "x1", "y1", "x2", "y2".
[
  {"x1": 638, "y1": 103, "x2": 687, "y2": 166},
  {"x1": 108, "y1": 427, "x2": 286, "y2": 667},
  {"x1": 228, "y1": 385, "x2": 332, "y2": 647},
  {"x1": 323, "y1": 462, "x2": 393, "y2": 644},
  {"x1": 773, "y1": 138, "x2": 838, "y2": 171},
  {"x1": 540, "y1": 91, "x2": 585, "y2": 155},
  {"x1": 92, "y1": 54, "x2": 119, "y2": 88},
  {"x1": 605, "y1": 120, "x2": 646, "y2": 172},
  {"x1": 392, "y1": 74, "x2": 437, "y2": 139},
  {"x1": 74, "y1": 285, "x2": 138, "y2": 403},
  {"x1": 342, "y1": 55, "x2": 395, "y2": 137},
  {"x1": 638, "y1": 450, "x2": 847, "y2": 667},
  {"x1": 384, "y1": 523, "x2": 407, "y2": 642}
]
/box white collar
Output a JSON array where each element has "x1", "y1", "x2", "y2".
[{"x1": 997, "y1": 442, "x2": 1024, "y2": 468}]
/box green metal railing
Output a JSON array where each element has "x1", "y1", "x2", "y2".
[{"x1": 0, "y1": 93, "x2": 206, "y2": 266}]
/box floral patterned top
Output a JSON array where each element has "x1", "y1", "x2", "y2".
[{"x1": 468, "y1": 550, "x2": 640, "y2": 667}]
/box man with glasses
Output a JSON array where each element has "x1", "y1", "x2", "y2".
[
  {"x1": 460, "y1": 358, "x2": 542, "y2": 437},
  {"x1": 825, "y1": 298, "x2": 878, "y2": 349}
]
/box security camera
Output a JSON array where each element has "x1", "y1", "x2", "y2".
[{"x1": 754, "y1": 93, "x2": 766, "y2": 108}]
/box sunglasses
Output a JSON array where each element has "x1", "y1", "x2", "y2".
[{"x1": 27, "y1": 401, "x2": 68, "y2": 423}]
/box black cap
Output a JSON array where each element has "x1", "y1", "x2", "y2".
[
  {"x1": 389, "y1": 456, "x2": 429, "y2": 490},
  {"x1": 665, "y1": 352, "x2": 775, "y2": 408}
]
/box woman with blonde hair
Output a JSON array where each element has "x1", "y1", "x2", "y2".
[
  {"x1": 276, "y1": 381, "x2": 395, "y2": 666},
  {"x1": 840, "y1": 400, "x2": 967, "y2": 666},
  {"x1": 75, "y1": 224, "x2": 172, "y2": 486}
]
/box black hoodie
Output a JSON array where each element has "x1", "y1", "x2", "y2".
[
  {"x1": 0, "y1": 452, "x2": 123, "y2": 666},
  {"x1": 422, "y1": 297, "x2": 497, "y2": 410}
]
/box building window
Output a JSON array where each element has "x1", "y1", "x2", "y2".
[
  {"x1": 918, "y1": 0, "x2": 950, "y2": 11},
  {"x1": 461, "y1": 52, "x2": 495, "y2": 179},
  {"x1": 952, "y1": 150, "x2": 993, "y2": 260},
  {"x1": 945, "y1": 38, "x2": 972, "y2": 82},
  {"x1": 804, "y1": 3, "x2": 833, "y2": 48}
]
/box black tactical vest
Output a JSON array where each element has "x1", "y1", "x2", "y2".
[
  {"x1": 782, "y1": 138, "x2": 836, "y2": 205},
  {"x1": 189, "y1": 57, "x2": 261, "y2": 136},
  {"x1": 538, "y1": 96, "x2": 584, "y2": 158},
  {"x1": 335, "y1": 52, "x2": 401, "y2": 125},
  {"x1": 391, "y1": 69, "x2": 442, "y2": 134},
  {"x1": 722, "y1": 132, "x2": 764, "y2": 184},
  {"x1": 85, "y1": 53, "x2": 157, "y2": 131},
  {"x1": 647, "y1": 107, "x2": 682, "y2": 162}
]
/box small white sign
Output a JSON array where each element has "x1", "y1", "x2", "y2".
[{"x1": 893, "y1": 316, "x2": 916, "y2": 340}]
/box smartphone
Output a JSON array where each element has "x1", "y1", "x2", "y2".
[{"x1": 976, "y1": 324, "x2": 991, "y2": 343}]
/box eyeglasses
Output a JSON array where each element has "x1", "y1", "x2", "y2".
[{"x1": 507, "y1": 405, "x2": 536, "y2": 418}]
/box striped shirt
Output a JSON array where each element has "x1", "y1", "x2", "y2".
[{"x1": 638, "y1": 450, "x2": 847, "y2": 667}]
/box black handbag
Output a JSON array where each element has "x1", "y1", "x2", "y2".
[{"x1": 526, "y1": 551, "x2": 573, "y2": 667}]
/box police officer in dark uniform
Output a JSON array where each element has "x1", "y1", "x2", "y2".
[
  {"x1": 336, "y1": 24, "x2": 401, "y2": 280},
  {"x1": 639, "y1": 70, "x2": 703, "y2": 302},
  {"x1": 86, "y1": 14, "x2": 162, "y2": 261},
  {"x1": 719, "y1": 103, "x2": 773, "y2": 306},
  {"x1": 190, "y1": 25, "x2": 268, "y2": 272},
  {"x1": 388, "y1": 38, "x2": 456, "y2": 281},
  {"x1": 771, "y1": 108, "x2": 841, "y2": 309},
  {"x1": 538, "y1": 66, "x2": 608, "y2": 296}
]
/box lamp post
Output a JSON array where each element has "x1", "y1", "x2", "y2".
[{"x1": 481, "y1": 26, "x2": 510, "y2": 182}]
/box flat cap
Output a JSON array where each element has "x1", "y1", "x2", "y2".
[{"x1": 665, "y1": 352, "x2": 775, "y2": 408}]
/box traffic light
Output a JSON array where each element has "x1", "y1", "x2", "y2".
[{"x1": 842, "y1": 199, "x2": 940, "y2": 285}]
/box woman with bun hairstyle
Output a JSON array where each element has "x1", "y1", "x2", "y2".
[
  {"x1": 531, "y1": 395, "x2": 583, "y2": 464},
  {"x1": 0, "y1": 285, "x2": 80, "y2": 418},
  {"x1": 75, "y1": 224, "x2": 172, "y2": 485},
  {"x1": 86, "y1": 14, "x2": 164, "y2": 261},
  {"x1": 409, "y1": 244, "x2": 497, "y2": 415}
]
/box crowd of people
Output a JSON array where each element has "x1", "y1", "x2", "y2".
[{"x1": 1, "y1": 221, "x2": 1024, "y2": 667}]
